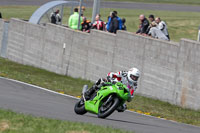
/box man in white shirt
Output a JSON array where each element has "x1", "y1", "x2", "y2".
[{"x1": 155, "y1": 17, "x2": 170, "y2": 40}]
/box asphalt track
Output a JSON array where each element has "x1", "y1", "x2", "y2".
[
  {"x1": 0, "y1": 77, "x2": 200, "y2": 133},
  {"x1": 1, "y1": 0, "x2": 200, "y2": 12}
]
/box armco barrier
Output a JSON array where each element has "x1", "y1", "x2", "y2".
[{"x1": 2, "y1": 18, "x2": 200, "y2": 110}]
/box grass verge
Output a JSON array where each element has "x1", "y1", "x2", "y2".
[
  {"x1": 0, "y1": 57, "x2": 200, "y2": 126},
  {"x1": 0, "y1": 6, "x2": 200, "y2": 42},
  {"x1": 0, "y1": 108, "x2": 131, "y2": 133}
]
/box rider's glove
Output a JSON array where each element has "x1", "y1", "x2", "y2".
[{"x1": 95, "y1": 78, "x2": 107, "y2": 86}]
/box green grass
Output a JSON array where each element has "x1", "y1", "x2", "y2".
[
  {"x1": 104, "y1": 0, "x2": 200, "y2": 6},
  {"x1": 0, "y1": 58, "x2": 93, "y2": 97},
  {"x1": 1, "y1": 6, "x2": 200, "y2": 42},
  {"x1": 0, "y1": 57, "x2": 200, "y2": 126},
  {"x1": 0, "y1": 108, "x2": 132, "y2": 133}
]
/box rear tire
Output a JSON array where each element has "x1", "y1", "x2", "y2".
[
  {"x1": 74, "y1": 99, "x2": 87, "y2": 115},
  {"x1": 98, "y1": 96, "x2": 120, "y2": 119}
]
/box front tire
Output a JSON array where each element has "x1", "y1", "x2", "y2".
[
  {"x1": 74, "y1": 99, "x2": 87, "y2": 115},
  {"x1": 98, "y1": 96, "x2": 120, "y2": 119}
]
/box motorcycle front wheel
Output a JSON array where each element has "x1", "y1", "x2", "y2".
[
  {"x1": 98, "y1": 96, "x2": 120, "y2": 119},
  {"x1": 74, "y1": 99, "x2": 87, "y2": 115}
]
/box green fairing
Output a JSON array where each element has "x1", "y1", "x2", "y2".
[{"x1": 85, "y1": 82, "x2": 130, "y2": 114}]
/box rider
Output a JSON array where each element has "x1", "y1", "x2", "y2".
[{"x1": 84, "y1": 67, "x2": 140, "y2": 112}]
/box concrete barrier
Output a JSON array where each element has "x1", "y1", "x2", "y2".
[
  {"x1": 66, "y1": 29, "x2": 89, "y2": 79},
  {"x1": 175, "y1": 39, "x2": 200, "y2": 110},
  {"x1": 3, "y1": 18, "x2": 200, "y2": 110},
  {"x1": 6, "y1": 19, "x2": 27, "y2": 63},
  {"x1": 115, "y1": 31, "x2": 180, "y2": 104},
  {"x1": 85, "y1": 30, "x2": 116, "y2": 81},
  {"x1": 0, "y1": 19, "x2": 4, "y2": 55}
]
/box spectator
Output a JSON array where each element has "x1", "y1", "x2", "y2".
[
  {"x1": 68, "y1": 8, "x2": 82, "y2": 30},
  {"x1": 148, "y1": 22, "x2": 169, "y2": 41},
  {"x1": 113, "y1": 11, "x2": 122, "y2": 30},
  {"x1": 148, "y1": 14, "x2": 155, "y2": 23},
  {"x1": 81, "y1": 17, "x2": 91, "y2": 33},
  {"x1": 107, "y1": 11, "x2": 122, "y2": 31},
  {"x1": 0, "y1": 12, "x2": 2, "y2": 19},
  {"x1": 121, "y1": 18, "x2": 127, "y2": 31},
  {"x1": 91, "y1": 14, "x2": 105, "y2": 31},
  {"x1": 146, "y1": 14, "x2": 155, "y2": 34},
  {"x1": 136, "y1": 14, "x2": 149, "y2": 34},
  {"x1": 50, "y1": 10, "x2": 61, "y2": 24},
  {"x1": 108, "y1": 12, "x2": 119, "y2": 34},
  {"x1": 106, "y1": 12, "x2": 113, "y2": 31},
  {"x1": 155, "y1": 17, "x2": 170, "y2": 40}
]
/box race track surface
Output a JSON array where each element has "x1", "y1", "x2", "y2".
[
  {"x1": 0, "y1": 0, "x2": 200, "y2": 12},
  {"x1": 0, "y1": 77, "x2": 200, "y2": 133}
]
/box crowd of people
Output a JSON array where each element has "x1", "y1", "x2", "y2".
[
  {"x1": 51, "y1": 8, "x2": 170, "y2": 41},
  {"x1": 67, "y1": 8, "x2": 127, "y2": 34},
  {"x1": 136, "y1": 14, "x2": 170, "y2": 41}
]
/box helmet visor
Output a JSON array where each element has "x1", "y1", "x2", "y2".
[{"x1": 130, "y1": 74, "x2": 138, "y2": 81}]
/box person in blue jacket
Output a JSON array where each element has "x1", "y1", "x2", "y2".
[{"x1": 106, "y1": 11, "x2": 122, "y2": 31}]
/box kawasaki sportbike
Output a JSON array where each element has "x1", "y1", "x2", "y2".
[{"x1": 74, "y1": 82, "x2": 131, "y2": 118}]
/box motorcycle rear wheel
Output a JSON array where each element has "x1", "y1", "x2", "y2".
[
  {"x1": 98, "y1": 96, "x2": 120, "y2": 118},
  {"x1": 74, "y1": 99, "x2": 87, "y2": 115}
]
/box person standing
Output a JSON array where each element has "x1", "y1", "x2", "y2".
[
  {"x1": 121, "y1": 18, "x2": 127, "y2": 31},
  {"x1": 50, "y1": 10, "x2": 61, "y2": 24},
  {"x1": 108, "y1": 12, "x2": 119, "y2": 34},
  {"x1": 91, "y1": 14, "x2": 105, "y2": 31},
  {"x1": 81, "y1": 17, "x2": 91, "y2": 33},
  {"x1": 113, "y1": 11, "x2": 122, "y2": 30},
  {"x1": 107, "y1": 11, "x2": 122, "y2": 31},
  {"x1": 68, "y1": 8, "x2": 82, "y2": 30},
  {"x1": 155, "y1": 17, "x2": 170, "y2": 40},
  {"x1": 136, "y1": 14, "x2": 149, "y2": 34}
]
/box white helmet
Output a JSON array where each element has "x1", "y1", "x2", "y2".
[{"x1": 127, "y1": 68, "x2": 140, "y2": 84}]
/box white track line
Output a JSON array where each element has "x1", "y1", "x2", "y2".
[
  {"x1": 0, "y1": 76, "x2": 199, "y2": 128},
  {"x1": 0, "y1": 76, "x2": 79, "y2": 99}
]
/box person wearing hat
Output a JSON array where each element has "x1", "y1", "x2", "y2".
[{"x1": 148, "y1": 21, "x2": 169, "y2": 41}]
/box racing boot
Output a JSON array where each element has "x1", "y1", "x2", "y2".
[{"x1": 117, "y1": 103, "x2": 127, "y2": 112}]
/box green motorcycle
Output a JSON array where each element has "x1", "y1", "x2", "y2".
[{"x1": 74, "y1": 82, "x2": 131, "y2": 118}]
